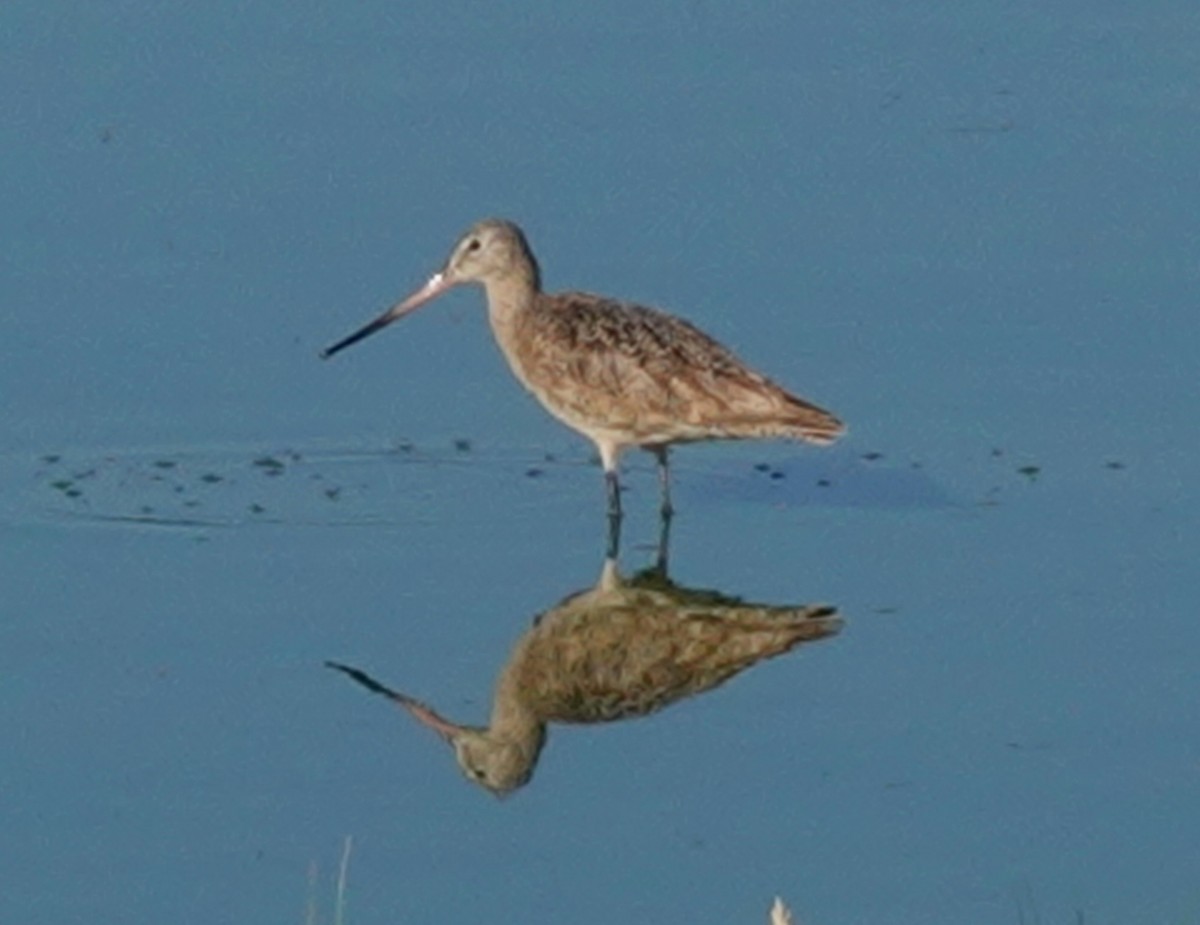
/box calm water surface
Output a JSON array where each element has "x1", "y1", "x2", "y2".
[{"x1": 3, "y1": 3, "x2": 1197, "y2": 923}]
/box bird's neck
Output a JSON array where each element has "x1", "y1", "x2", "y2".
[
  {"x1": 483, "y1": 267, "x2": 538, "y2": 316},
  {"x1": 483, "y1": 271, "x2": 541, "y2": 363},
  {"x1": 487, "y1": 676, "x2": 545, "y2": 749}
]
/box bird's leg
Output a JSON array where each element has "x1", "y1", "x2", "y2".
[
  {"x1": 605, "y1": 504, "x2": 623, "y2": 560},
  {"x1": 655, "y1": 502, "x2": 672, "y2": 575},
  {"x1": 600, "y1": 443, "x2": 623, "y2": 521},
  {"x1": 605, "y1": 469, "x2": 622, "y2": 519},
  {"x1": 653, "y1": 446, "x2": 675, "y2": 520},
  {"x1": 604, "y1": 456, "x2": 625, "y2": 561}
]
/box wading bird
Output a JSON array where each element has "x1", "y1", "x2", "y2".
[{"x1": 322, "y1": 219, "x2": 844, "y2": 517}]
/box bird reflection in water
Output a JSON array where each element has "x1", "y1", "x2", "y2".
[{"x1": 327, "y1": 536, "x2": 841, "y2": 796}]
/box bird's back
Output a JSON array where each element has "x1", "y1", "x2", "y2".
[
  {"x1": 510, "y1": 595, "x2": 839, "y2": 724},
  {"x1": 509, "y1": 292, "x2": 843, "y2": 447}
]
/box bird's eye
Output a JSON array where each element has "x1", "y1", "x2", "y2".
[{"x1": 466, "y1": 238, "x2": 481, "y2": 252}]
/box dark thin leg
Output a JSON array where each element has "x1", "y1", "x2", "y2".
[
  {"x1": 653, "y1": 447, "x2": 674, "y2": 519},
  {"x1": 606, "y1": 507, "x2": 623, "y2": 560},
  {"x1": 605, "y1": 469, "x2": 623, "y2": 559},
  {"x1": 605, "y1": 469, "x2": 622, "y2": 518},
  {"x1": 654, "y1": 505, "x2": 672, "y2": 575}
]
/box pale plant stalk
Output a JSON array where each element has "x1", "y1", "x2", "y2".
[
  {"x1": 770, "y1": 896, "x2": 795, "y2": 925},
  {"x1": 334, "y1": 835, "x2": 353, "y2": 925},
  {"x1": 305, "y1": 860, "x2": 319, "y2": 925}
]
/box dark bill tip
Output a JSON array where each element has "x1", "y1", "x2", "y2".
[
  {"x1": 319, "y1": 314, "x2": 394, "y2": 360},
  {"x1": 320, "y1": 272, "x2": 451, "y2": 361}
]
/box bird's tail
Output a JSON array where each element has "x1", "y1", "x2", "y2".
[{"x1": 780, "y1": 396, "x2": 845, "y2": 445}]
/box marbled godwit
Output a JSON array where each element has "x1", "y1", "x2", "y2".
[
  {"x1": 326, "y1": 552, "x2": 841, "y2": 795},
  {"x1": 321, "y1": 219, "x2": 844, "y2": 517}
]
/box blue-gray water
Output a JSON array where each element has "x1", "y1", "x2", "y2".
[{"x1": 3, "y1": 3, "x2": 1198, "y2": 923}]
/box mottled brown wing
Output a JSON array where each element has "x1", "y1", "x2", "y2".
[{"x1": 525, "y1": 293, "x2": 841, "y2": 443}]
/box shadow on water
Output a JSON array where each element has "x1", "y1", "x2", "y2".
[{"x1": 327, "y1": 517, "x2": 842, "y2": 796}]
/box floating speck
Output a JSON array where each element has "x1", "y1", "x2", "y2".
[
  {"x1": 525, "y1": 468, "x2": 544, "y2": 478},
  {"x1": 253, "y1": 456, "x2": 285, "y2": 475},
  {"x1": 816, "y1": 478, "x2": 831, "y2": 487},
  {"x1": 453, "y1": 438, "x2": 472, "y2": 453},
  {"x1": 991, "y1": 448, "x2": 1004, "y2": 457},
  {"x1": 543, "y1": 452, "x2": 557, "y2": 462},
  {"x1": 64, "y1": 488, "x2": 83, "y2": 499},
  {"x1": 324, "y1": 487, "x2": 342, "y2": 501},
  {"x1": 200, "y1": 473, "x2": 224, "y2": 484},
  {"x1": 41, "y1": 454, "x2": 62, "y2": 464},
  {"x1": 153, "y1": 459, "x2": 177, "y2": 470},
  {"x1": 769, "y1": 470, "x2": 785, "y2": 481},
  {"x1": 50, "y1": 479, "x2": 74, "y2": 492},
  {"x1": 1017, "y1": 465, "x2": 1041, "y2": 482},
  {"x1": 861, "y1": 451, "x2": 884, "y2": 462},
  {"x1": 753, "y1": 462, "x2": 770, "y2": 473},
  {"x1": 396, "y1": 441, "x2": 414, "y2": 454},
  {"x1": 1104, "y1": 460, "x2": 1126, "y2": 470},
  {"x1": 249, "y1": 503, "x2": 266, "y2": 514}
]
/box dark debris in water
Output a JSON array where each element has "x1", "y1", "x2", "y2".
[
  {"x1": 704, "y1": 452, "x2": 952, "y2": 508},
  {"x1": 253, "y1": 456, "x2": 286, "y2": 475},
  {"x1": 31, "y1": 446, "x2": 374, "y2": 527},
  {"x1": 753, "y1": 461, "x2": 791, "y2": 481},
  {"x1": 49, "y1": 477, "x2": 86, "y2": 500},
  {"x1": 28, "y1": 439, "x2": 1128, "y2": 527}
]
